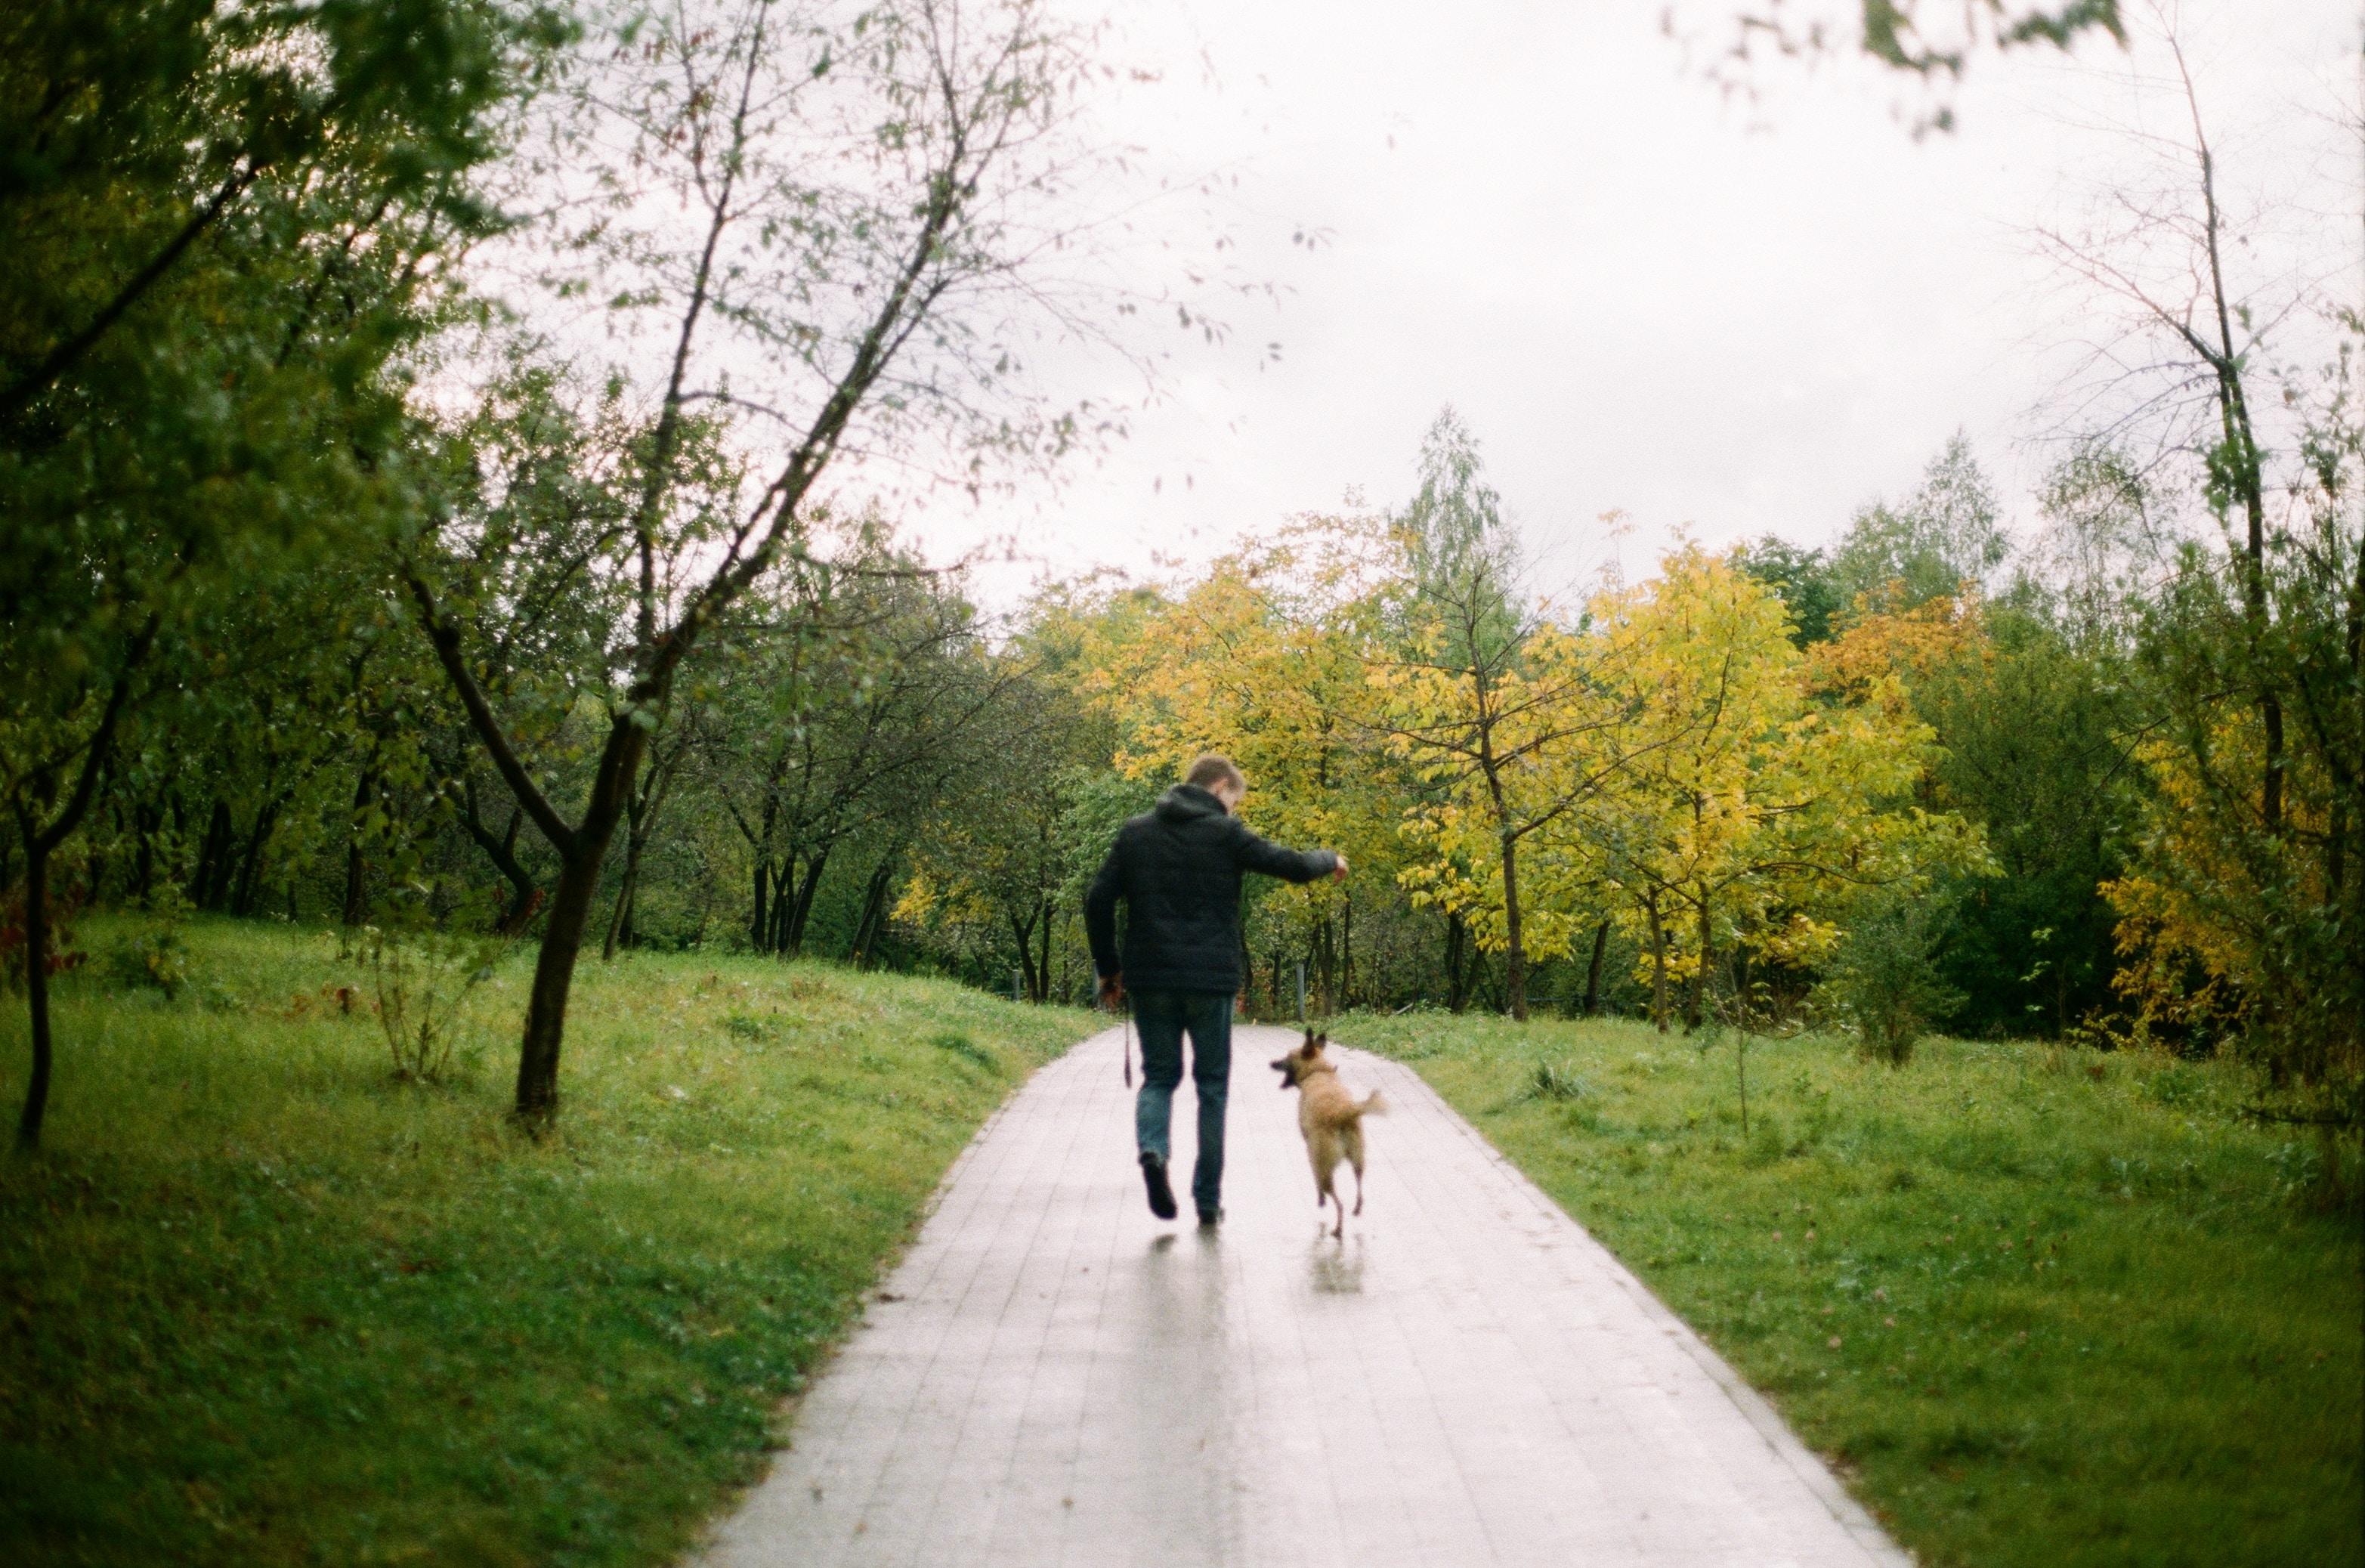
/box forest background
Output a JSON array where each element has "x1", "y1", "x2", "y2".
[{"x1": 2, "y1": 0, "x2": 2359, "y2": 1153}]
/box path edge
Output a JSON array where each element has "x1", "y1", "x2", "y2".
[
  {"x1": 1341, "y1": 1043, "x2": 1919, "y2": 1568},
  {"x1": 679, "y1": 1025, "x2": 1109, "y2": 1566}
]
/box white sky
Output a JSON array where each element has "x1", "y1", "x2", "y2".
[{"x1": 888, "y1": 1, "x2": 2360, "y2": 604}]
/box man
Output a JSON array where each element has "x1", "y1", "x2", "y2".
[{"x1": 1085, "y1": 753, "x2": 1348, "y2": 1226}]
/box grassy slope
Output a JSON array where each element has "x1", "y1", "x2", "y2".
[
  {"x1": 0, "y1": 918, "x2": 1094, "y2": 1567},
  {"x1": 1339, "y1": 1010, "x2": 2363, "y2": 1568}
]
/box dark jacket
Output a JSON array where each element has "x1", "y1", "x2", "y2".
[{"x1": 1085, "y1": 783, "x2": 1338, "y2": 996}]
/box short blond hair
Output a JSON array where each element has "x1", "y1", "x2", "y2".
[{"x1": 1185, "y1": 753, "x2": 1245, "y2": 793}]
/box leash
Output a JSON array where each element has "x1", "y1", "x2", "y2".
[{"x1": 1121, "y1": 999, "x2": 1133, "y2": 1088}]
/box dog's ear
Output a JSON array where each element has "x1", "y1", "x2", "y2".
[{"x1": 1313, "y1": 1032, "x2": 1328, "y2": 1050}]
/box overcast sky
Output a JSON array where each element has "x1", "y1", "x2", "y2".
[{"x1": 894, "y1": 1, "x2": 2358, "y2": 603}]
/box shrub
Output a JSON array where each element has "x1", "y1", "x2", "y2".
[
  {"x1": 103, "y1": 921, "x2": 190, "y2": 999},
  {"x1": 362, "y1": 904, "x2": 506, "y2": 1084},
  {"x1": 1529, "y1": 1059, "x2": 1592, "y2": 1102},
  {"x1": 1819, "y1": 895, "x2": 1964, "y2": 1066}
]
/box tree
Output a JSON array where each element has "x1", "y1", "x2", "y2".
[
  {"x1": 707, "y1": 538, "x2": 1015, "y2": 960},
  {"x1": 1674, "y1": 2, "x2": 2126, "y2": 134},
  {"x1": 2033, "y1": 6, "x2": 2286, "y2": 836},
  {"x1": 1558, "y1": 548, "x2": 1986, "y2": 1032},
  {"x1": 1079, "y1": 517, "x2": 1405, "y2": 1014},
  {"x1": 893, "y1": 678, "x2": 1092, "y2": 1002},
  {"x1": 1912, "y1": 602, "x2": 2141, "y2": 1035},
  {"x1": 2030, "y1": 3, "x2": 2356, "y2": 1094},
  {"x1": 1372, "y1": 410, "x2": 1596, "y2": 1022},
  {"x1": 1829, "y1": 434, "x2": 2009, "y2": 618},
  {"x1": 1734, "y1": 536, "x2": 1842, "y2": 647},
  {"x1": 407, "y1": 0, "x2": 1126, "y2": 1123},
  {"x1": 2, "y1": 0, "x2": 536, "y2": 1149},
  {"x1": 2104, "y1": 329, "x2": 2363, "y2": 1093}
]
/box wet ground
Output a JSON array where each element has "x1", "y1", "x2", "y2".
[{"x1": 696, "y1": 1023, "x2": 1909, "y2": 1566}]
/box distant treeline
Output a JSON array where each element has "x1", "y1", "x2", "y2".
[{"x1": 5, "y1": 1, "x2": 2356, "y2": 1143}]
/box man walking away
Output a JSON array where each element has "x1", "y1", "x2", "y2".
[{"x1": 1086, "y1": 753, "x2": 1347, "y2": 1226}]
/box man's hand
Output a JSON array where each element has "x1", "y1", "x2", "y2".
[
  {"x1": 1098, "y1": 973, "x2": 1125, "y2": 1010},
  {"x1": 1331, "y1": 852, "x2": 1349, "y2": 883}
]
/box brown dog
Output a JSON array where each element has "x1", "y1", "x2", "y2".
[{"x1": 1271, "y1": 1031, "x2": 1387, "y2": 1238}]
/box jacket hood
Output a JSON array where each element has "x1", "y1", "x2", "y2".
[{"x1": 1155, "y1": 783, "x2": 1229, "y2": 823}]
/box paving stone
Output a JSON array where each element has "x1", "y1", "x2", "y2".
[{"x1": 696, "y1": 1025, "x2": 1911, "y2": 1567}]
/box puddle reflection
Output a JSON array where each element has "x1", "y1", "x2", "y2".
[{"x1": 1309, "y1": 1236, "x2": 1366, "y2": 1294}]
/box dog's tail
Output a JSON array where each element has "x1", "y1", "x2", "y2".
[{"x1": 1356, "y1": 1089, "x2": 1389, "y2": 1119}]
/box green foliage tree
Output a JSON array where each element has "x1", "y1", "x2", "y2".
[
  {"x1": 1914, "y1": 602, "x2": 2141, "y2": 1036},
  {"x1": 1, "y1": 0, "x2": 544, "y2": 1149},
  {"x1": 1816, "y1": 890, "x2": 1964, "y2": 1065},
  {"x1": 1374, "y1": 410, "x2": 1565, "y2": 1020},
  {"x1": 406, "y1": 0, "x2": 1126, "y2": 1124},
  {"x1": 1829, "y1": 434, "x2": 2009, "y2": 617},
  {"x1": 1733, "y1": 536, "x2": 1841, "y2": 647}
]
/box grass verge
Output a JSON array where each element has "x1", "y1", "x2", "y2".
[
  {"x1": 2, "y1": 917, "x2": 1093, "y2": 1566},
  {"x1": 1340, "y1": 1010, "x2": 2362, "y2": 1568}
]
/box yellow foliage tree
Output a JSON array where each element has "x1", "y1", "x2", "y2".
[
  {"x1": 1544, "y1": 547, "x2": 1986, "y2": 1030},
  {"x1": 1076, "y1": 518, "x2": 1409, "y2": 1010}
]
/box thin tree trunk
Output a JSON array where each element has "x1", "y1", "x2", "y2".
[
  {"x1": 1008, "y1": 911, "x2": 1037, "y2": 997},
  {"x1": 1582, "y1": 918, "x2": 1609, "y2": 1017},
  {"x1": 1646, "y1": 894, "x2": 1669, "y2": 1033},
  {"x1": 1683, "y1": 893, "x2": 1711, "y2": 1033},
  {"x1": 517, "y1": 848, "x2": 604, "y2": 1121},
  {"x1": 512, "y1": 723, "x2": 645, "y2": 1122},
  {"x1": 207, "y1": 810, "x2": 239, "y2": 910},
  {"x1": 342, "y1": 767, "x2": 376, "y2": 926},
  {"x1": 14, "y1": 825, "x2": 54, "y2": 1151},
  {"x1": 231, "y1": 803, "x2": 277, "y2": 917},
  {"x1": 1443, "y1": 912, "x2": 1467, "y2": 1013},
  {"x1": 602, "y1": 833, "x2": 643, "y2": 960},
  {"x1": 750, "y1": 859, "x2": 769, "y2": 952},
  {"x1": 849, "y1": 853, "x2": 896, "y2": 967},
  {"x1": 768, "y1": 861, "x2": 793, "y2": 954},
  {"x1": 1314, "y1": 915, "x2": 1335, "y2": 1016},
  {"x1": 456, "y1": 789, "x2": 541, "y2": 936},
  {"x1": 11, "y1": 636, "x2": 144, "y2": 1150},
  {"x1": 2171, "y1": 55, "x2": 2282, "y2": 839},
  {"x1": 785, "y1": 850, "x2": 828, "y2": 955},
  {"x1": 603, "y1": 802, "x2": 648, "y2": 961},
  {"x1": 132, "y1": 801, "x2": 157, "y2": 905},
  {"x1": 1500, "y1": 831, "x2": 1528, "y2": 1021},
  {"x1": 1341, "y1": 893, "x2": 1354, "y2": 1010},
  {"x1": 195, "y1": 798, "x2": 232, "y2": 911}
]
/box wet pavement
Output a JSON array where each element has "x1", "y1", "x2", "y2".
[{"x1": 696, "y1": 1024, "x2": 1910, "y2": 1567}]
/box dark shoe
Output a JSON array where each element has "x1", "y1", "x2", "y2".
[
  {"x1": 1197, "y1": 1207, "x2": 1224, "y2": 1228},
  {"x1": 1139, "y1": 1152, "x2": 1177, "y2": 1220}
]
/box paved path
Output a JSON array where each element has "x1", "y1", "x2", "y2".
[{"x1": 697, "y1": 1025, "x2": 1911, "y2": 1567}]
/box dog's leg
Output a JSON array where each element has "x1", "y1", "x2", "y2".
[{"x1": 1345, "y1": 1127, "x2": 1366, "y2": 1216}]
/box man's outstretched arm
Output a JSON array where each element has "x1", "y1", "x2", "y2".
[{"x1": 1232, "y1": 823, "x2": 1344, "y2": 884}]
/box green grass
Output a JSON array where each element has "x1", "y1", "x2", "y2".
[
  {"x1": 1, "y1": 917, "x2": 1094, "y2": 1566},
  {"x1": 1339, "y1": 1009, "x2": 2364, "y2": 1568}
]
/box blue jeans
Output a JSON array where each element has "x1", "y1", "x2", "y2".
[{"x1": 1132, "y1": 990, "x2": 1233, "y2": 1215}]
